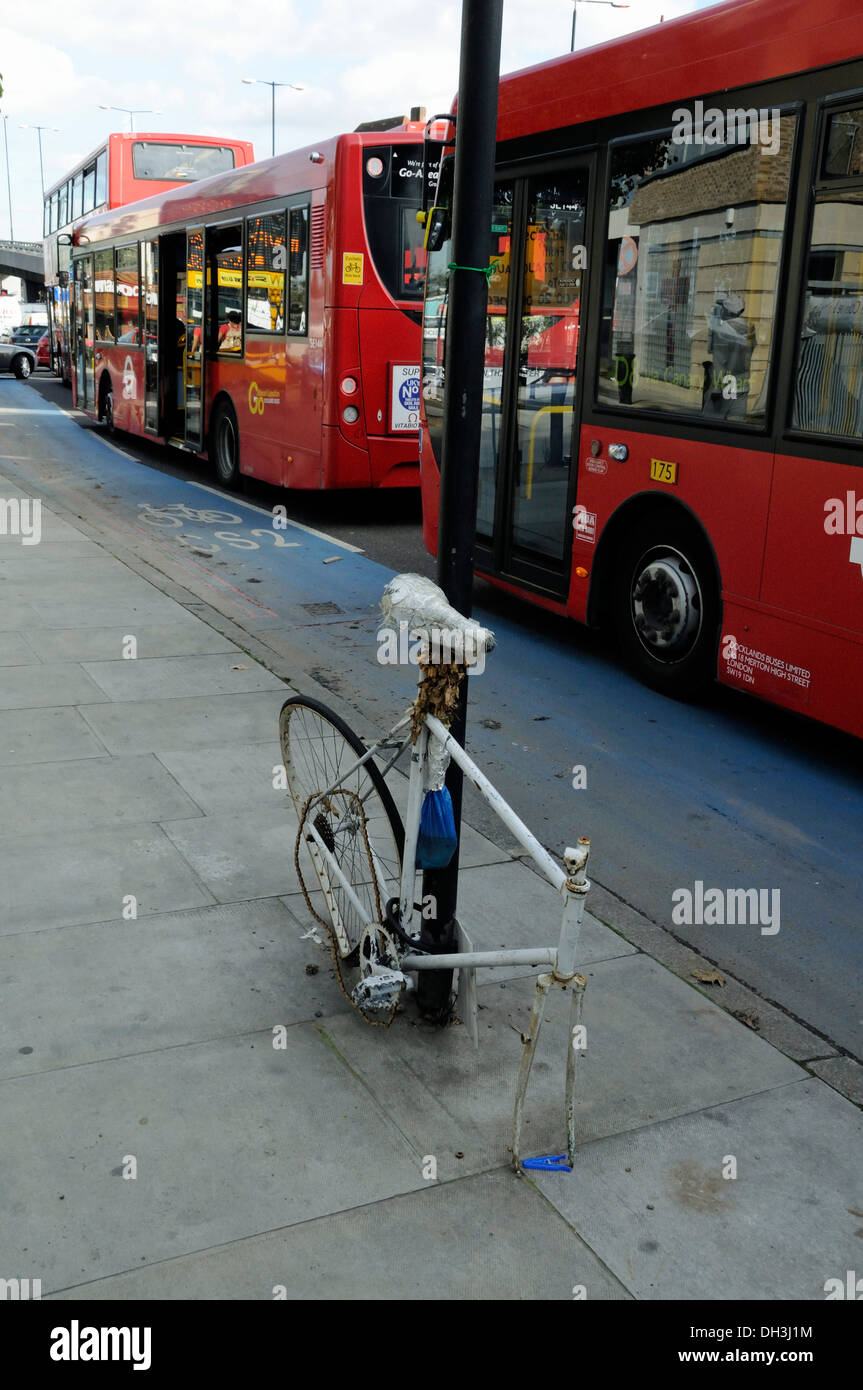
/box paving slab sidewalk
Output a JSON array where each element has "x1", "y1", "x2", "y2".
[{"x1": 0, "y1": 484, "x2": 860, "y2": 1301}]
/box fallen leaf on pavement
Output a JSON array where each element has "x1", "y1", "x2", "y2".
[{"x1": 691, "y1": 968, "x2": 725, "y2": 986}]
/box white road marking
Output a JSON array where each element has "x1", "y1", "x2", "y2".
[{"x1": 190, "y1": 481, "x2": 364, "y2": 553}]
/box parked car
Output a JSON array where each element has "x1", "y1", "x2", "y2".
[
  {"x1": 5, "y1": 324, "x2": 47, "y2": 347},
  {"x1": 0, "y1": 340, "x2": 37, "y2": 378},
  {"x1": 36, "y1": 332, "x2": 50, "y2": 368}
]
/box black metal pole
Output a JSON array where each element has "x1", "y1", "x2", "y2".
[{"x1": 417, "y1": 0, "x2": 503, "y2": 1019}]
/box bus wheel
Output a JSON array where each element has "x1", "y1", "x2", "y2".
[
  {"x1": 211, "y1": 401, "x2": 240, "y2": 489},
  {"x1": 12, "y1": 354, "x2": 32, "y2": 380},
  {"x1": 612, "y1": 513, "x2": 718, "y2": 699}
]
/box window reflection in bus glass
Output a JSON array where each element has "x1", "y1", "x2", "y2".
[
  {"x1": 598, "y1": 115, "x2": 797, "y2": 423},
  {"x1": 823, "y1": 107, "x2": 863, "y2": 178},
  {"x1": 793, "y1": 190, "x2": 863, "y2": 439},
  {"x1": 513, "y1": 174, "x2": 587, "y2": 564},
  {"x1": 116, "y1": 245, "x2": 140, "y2": 342},
  {"x1": 94, "y1": 249, "x2": 115, "y2": 342}
]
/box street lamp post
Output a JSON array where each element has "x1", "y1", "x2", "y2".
[
  {"x1": 241, "y1": 78, "x2": 304, "y2": 157},
  {"x1": 0, "y1": 114, "x2": 13, "y2": 240},
  {"x1": 19, "y1": 124, "x2": 59, "y2": 198},
  {"x1": 98, "y1": 105, "x2": 161, "y2": 132},
  {"x1": 571, "y1": 0, "x2": 630, "y2": 51}
]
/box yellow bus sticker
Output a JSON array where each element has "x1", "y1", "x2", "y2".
[
  {"x1": 650, "y1": 458, "x2": 678, "y2": 484},
  {"x1": 342, "y1": 252, "x2": 364, "y2": 285}
]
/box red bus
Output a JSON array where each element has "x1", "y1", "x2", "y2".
[
  {"x1": 420, "y1": 0, "x2": 863, "y2": 739},
  {"x1": 68, "y1": 119, "x2": 430, "y2": 491},
  {"x1": 44, "y1": 132, "x2": 255, "y2": 384}
]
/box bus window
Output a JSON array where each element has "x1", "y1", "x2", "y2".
[
  {"x1": 598, "y1": 115, "x2": 797, "y2": 422},
  {"x1": 58, "y1": 182, "x2": 68, "y2": 228},
  {"x1": 116, "y1": 245, "x2": 140, "y2": 342},
  {"x1": 94, "y1": 249, "x2": 115, "y2": 342},
  {"x1": 95, "y1": 150, "x2": 108, "y2": 207},
  {"x1": 362, "y1": 144, "x2": 427, "y2": 301},
  {"x1": 246, "y1": 212, "x2": 286, "y2": 334},
  {"x1": 72, "y1": 171, "x2": 83, "y2": 221},
  {"x1": 82, "y1": 163, "x2": 96, "y2": 215},
  {"x1": 422, "y1": 156, "x2": 513, "y2": 542},
  {"x1": 211, "y1": 226, "x2": 244, "y2": 353},
  {"x1": 132, "y1": 142, "x2": 236, "y2": 181},
  {"x1": 822, "y1": 105, "x2": 863, "y2": 178},
  {"x1": 288, "y1": 206, "x2": 308, "y2": 334},
  {"x1": 513, "y1": 173, "x2": 587, "y2": 563},
  {"x1": 792, "y1": 190, "x2": 863, "y2": 438}
]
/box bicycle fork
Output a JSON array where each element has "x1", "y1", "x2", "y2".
[{"x1": 511, "y1": 838, "x2": 590, "y2": 1173}]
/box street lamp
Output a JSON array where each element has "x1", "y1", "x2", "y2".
[
  {"x1": 0, "y1": 114, "x2": 13, "y2": 240},
  {"x1": 98, "y1": 105, "x2": 161, "y2": 132},
  {"x1": 571, "y1": 0, "x2": 630, "y2": 51},
  {"x1": 19, "y1": 123, "x2": 59, "y2": 198},
  {"x1": 241, "y1": 78, "x2": 304, "y2": 157}
]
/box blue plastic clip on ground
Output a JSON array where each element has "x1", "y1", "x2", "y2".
[{"x1": 521, "y1": 1153, "x2": 573, "y2": 1172}]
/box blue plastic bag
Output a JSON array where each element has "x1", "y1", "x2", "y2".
[{"x1": 416, "y1": 787, "x2": 458, "y2": 869}]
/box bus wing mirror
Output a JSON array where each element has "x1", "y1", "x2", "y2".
[{"x1": 425, "y1": 206, "x2": 450, "y2": 254}]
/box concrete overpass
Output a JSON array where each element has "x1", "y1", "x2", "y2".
[{"x1": 0, "y1": 241, "x2": 44, "y2": 302}]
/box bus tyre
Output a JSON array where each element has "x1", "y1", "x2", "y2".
[
  {"x1": 211, "y1": 401, "x2": 240, "y2": 489},
  {"x1": 612, "y1": 513, "x2": 718, "y2": 699},
  {"x1": 12, "y1": 354, "x2": 32, "y2": 380}
]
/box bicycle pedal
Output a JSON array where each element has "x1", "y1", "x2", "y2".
[{"x1": 351, "y1": 969, "x2": 406, "y2": 1016}]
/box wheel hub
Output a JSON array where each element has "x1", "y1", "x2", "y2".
[{"x1": 631, "y1": 551, "x2": 701, "y2": 657}]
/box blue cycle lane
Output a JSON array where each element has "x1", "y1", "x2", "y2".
[{"x1": 4, "y1": 379, "x2": 863, "y2": 1058}]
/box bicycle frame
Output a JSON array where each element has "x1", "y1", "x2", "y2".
[{"x1": 297, "y1": 705, "x2": 592, "y2": 1170}]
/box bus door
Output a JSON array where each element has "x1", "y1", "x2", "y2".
[
  {"x1": 184, "y1": 228, "x2": 206, "y2": 448},
  {"x1": 141, "y1": 239, "x2": 159, "y2": 433},
  {"x1": 481, "y1": 161, "x2": 591, "y2": 596},
  {"x1": 74, "y1": 254, "x2": 95, "y2": 410}
]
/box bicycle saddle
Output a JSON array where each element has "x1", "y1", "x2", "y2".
[{"x1": 381, "y1": 573, "x2": 496, "y2": 654}]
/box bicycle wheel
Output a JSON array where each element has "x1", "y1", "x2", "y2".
[{"x1": 279, "y1": 696, "x2": 405, "y2": 961}]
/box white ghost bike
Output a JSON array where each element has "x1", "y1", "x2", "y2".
[{"x1": 279, "y1": 573, "x2": 592, "y2": 1171}]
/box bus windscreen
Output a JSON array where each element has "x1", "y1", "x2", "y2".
[
  {"x1": 362, "y1": 144, "x2": 428, "y2": 302},
  {"x1": 131, "y1": 143, "x2": 237, "y2": 182}
]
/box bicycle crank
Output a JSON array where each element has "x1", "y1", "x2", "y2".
[{"x1": 351, "y1": 924, "x2": 406, "y2": 1024}]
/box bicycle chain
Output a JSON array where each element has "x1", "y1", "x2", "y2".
[{"x1": 293, "y1": 788, "x2": 396, "y2": 1028}]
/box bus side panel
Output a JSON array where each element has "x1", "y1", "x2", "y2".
[
  {"x1": 761, "y1": 451, "x2": 863, "y2": 632},
  {"x1": 206, "y1": 355, "x2": 281, "y2": 486},
  {"x1": 571, "y1": 426, "x2": 773, "y2": 622},
  {"x1": 94, "y1": 344, "x2": 146, "y2": 434},
  {"x1": 719, "y1": 599, "x2": 863, "y2": 736}
]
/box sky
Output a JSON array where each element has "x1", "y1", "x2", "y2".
[{"x1": 0, "y1": 0, "x2": 720, "y2": 243}]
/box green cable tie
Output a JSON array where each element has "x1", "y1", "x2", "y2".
[{"x1": 447, "y1": 261, "x2": 496, "y2": 281}]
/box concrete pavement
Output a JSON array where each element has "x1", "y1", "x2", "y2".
[{"x1": 1, "y1": 467, "x2": 862, "y2": 1300}]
